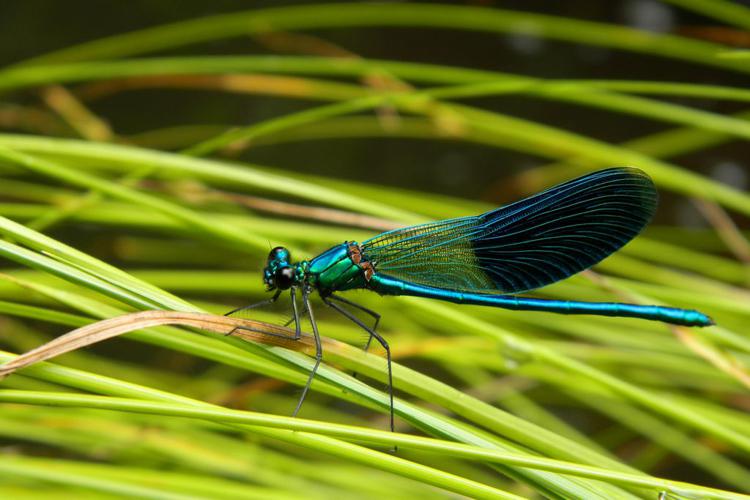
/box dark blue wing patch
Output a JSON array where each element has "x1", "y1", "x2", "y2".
[
  {"x1": 472, "y1": 167, "x2": 656, "y2": 292},
  {"x1": 362, "y1": 167, "x2": 656, "y2": 294}
]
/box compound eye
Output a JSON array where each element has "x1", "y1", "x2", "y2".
[
  {"x1": 268, "y1": 246, "x2": 290, "y2": 263},
  {"x1": 274, "y1": 266, "x2": 295, "y2": 290}
]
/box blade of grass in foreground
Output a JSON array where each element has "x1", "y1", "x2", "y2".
[
  {"x1": 0, "y1": 214, "x2": 192, "y2": 311},
  {"x1": 7, "y1": 264, "x2": 740, "y2": 488},
  {"x1": 0, "y1": 240, "x2": 640, "y2": 497},
  {"x1": 0, "y1": 456, "x2": 201, "y2": 500},
  {"x1": 0, "y1": 360, "x2": 601, "y2": 500},
  {"x1": 0, "y1": 391, "x2": 745, "y2": 500}
]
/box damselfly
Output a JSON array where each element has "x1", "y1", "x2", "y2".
[{"x1": 227, "y1": 167, "x2": 712, "y2": 431}]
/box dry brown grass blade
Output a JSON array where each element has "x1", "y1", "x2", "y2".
[
  {"x1": 692, "y1": 198, "x2": 750, "y2": 265},
  {"x1": 40, "y1": 85, "x2": 114, "y2": 141},
  {"x1": 77, "y1": 74, "x2": 366, "y2": 101},
  {"x1": 148, "y1": 178, "x2": 403, "y2": 231},
  {"x1": 0, "y1": 311, "x2": 324, "y2": 379},
  {"x1": 225, "y1": 191, "x2": 403, "y2": 231}
]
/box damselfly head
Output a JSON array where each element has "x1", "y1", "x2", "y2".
[
  {"x1": 268, "y1": 246, "x2": 290, "y2": 264},
  {"x1": 263, "y1": 246, "x2": 294, "y2": 290}
]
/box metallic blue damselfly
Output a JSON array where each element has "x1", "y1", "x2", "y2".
[{"x1": 227, "y1": 167, "x2": 713, "y2": 431}]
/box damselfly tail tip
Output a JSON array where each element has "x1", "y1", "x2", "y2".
[
  {"x1": 675, "y1": 310, "x2": 713, "y2": 327},
  {"x1": 694, "y1": 312, "x2": 715, "y2": 328}
]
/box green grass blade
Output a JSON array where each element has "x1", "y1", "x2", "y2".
[{"x1": 13, "y1": 4, "x2": 749, "y2": 75}]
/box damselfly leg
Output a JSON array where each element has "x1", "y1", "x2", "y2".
[
  {"x1": 328, "y1": 293, "x2": 380, "y2": 351},
  {"x1": 293, "y1": 287, "x2": 323, "y2": 417},
  {"x1": 284, "y1": 296, "x2": 308, "y2": 328},
  {"x1": 225, "y1": 288, "x2": 301, "y2": 341},
  {"x1": 324, "y1": 296, "x2": 394, "y2": 433},
  {"x1": 327, "y1": 294, "x2": 381, "y2": 380},
  {"x1": 225, "y1": 289, "x2": 281, "y2": 317},
  {"x1": 226, "y1": 288, "x2": 322, "y2": 419}
]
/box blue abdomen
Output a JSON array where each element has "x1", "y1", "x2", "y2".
[{"x1": 368, "y1": 274, "x2": 712, "y2": 327}]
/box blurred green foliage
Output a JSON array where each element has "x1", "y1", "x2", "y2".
[{"x1": 0, "y1": 2, "x2": 748, "y2": 499}]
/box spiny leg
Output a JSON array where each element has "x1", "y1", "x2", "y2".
[
  {"x1": 328, "y1": 293, "x2": 380, "y2": 351},
  {"x1": 225, "y1": 289, "x2": 301, "y2": 341},
  {"x1": 328, "y1": 294, "x2": 381, "y2": 380},
  {"x1": 225, "y1": 289, "x2": 281, "y2": 317},
  {"x1": 325, "y1": 298, "x2": 394, "y2": 433},
  {"x1": 293, "y1": 287, "x2": 323, "y2": 417}
]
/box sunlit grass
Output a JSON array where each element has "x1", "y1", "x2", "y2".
[{"x1": 0, "y1": 2, "x2": 749, "y2": 499}]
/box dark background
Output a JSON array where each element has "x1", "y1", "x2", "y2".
[{"x1": 0, "y1": 1, "x2": 747, "y2": 221}]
